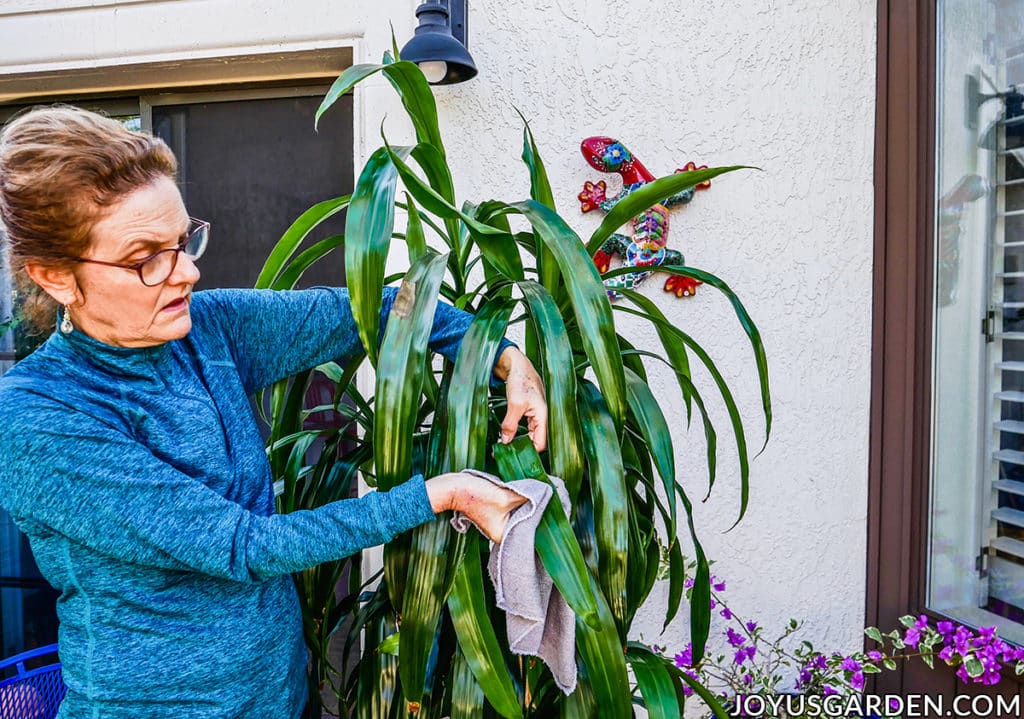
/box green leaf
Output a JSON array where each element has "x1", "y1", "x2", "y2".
[
  {"x1": 374, "y1": 248, "x2": 447, "y2": 490},
  {"x1": 665, "y1": 663, "x2": 730, "y2": 719},
  {"x1": 898, "y1": 615, "x2": 916, "y2": 629},
  {"x1": 587, "y1": 166, "x2": 752, "y2": 254},
  {"x1": 511, "y1": 200, "x2": 627, "y2": 431},
  {"x1": 865, "y1": 627, "x2": 883, "y2": 644},
  {"x1": 615, "y1": 266, "x2": 771, "y2": 451},
  {"x1": 965, "y1": 656, "x2": 984, "y2": 678},
  {"x1": 450, "y1": 644, "x2": 488, "y2": 719},
  {"x1": 255, "y1": 196, "x2": 349, "y2": 289},
  {"x1": 346, "y1": 145, "x2": 410, "y2": 364},
  {"x1": 614, "y1": 295, "x2": 749, "y2": 526},
  {"x1": 518, "y1": 280, "x2": 584, "y2": 500},
  {"x1": 317, "y1": 61, "x2": 444, "y2": 155},
  {"x1": 379, "y1": 632, "x2": 401, "y2": 656},
  {"x1": 921, "y1": 653, "x2": 934, "y2": 669},
  {"x1": 447, "y1": 298, "x2": 514, "y2": 470},
  {"x1": 625, "y1": 644, "x2": 681, "y2": 719},
  {"x1": 883, "y1": 658, "x2": 897, "y2": 671},
  {"x1": 448, "y1": 533, "x2": 524, "y2": 719},
  {"x1": 492, "y1": 437, "x2": 599, "y2": 627},
  {"x1": 622, "y1": 366, "x2": 677, "y2": 539},
  {"x1": 578, "y1": 381, "x2": 629, "y2": 639},
  {"x1": 404, "y1": 193, "x2": 428, "y2": 264},
  {"x1": 516, "y1": 109, "x2": 561, "y2": 300}
]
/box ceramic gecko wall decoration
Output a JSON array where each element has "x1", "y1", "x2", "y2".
[{"x1": 578, "y1": 136, "x2": 711, "y2": 299}]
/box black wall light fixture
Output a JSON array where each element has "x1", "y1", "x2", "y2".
[{"x1": 400, "y1": 0, "x2": 477, "y2": 85}]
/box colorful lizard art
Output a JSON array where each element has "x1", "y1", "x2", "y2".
[{"x1": 578, "y1": 136, "x2": 711, "y2": 299}]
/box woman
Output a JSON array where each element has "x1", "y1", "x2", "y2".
[{"x1": 0, "y1": 106, "x2": 548, "y2": 718}]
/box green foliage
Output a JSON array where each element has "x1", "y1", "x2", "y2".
[{"x1": 259, "y1": 57, "x2": 770, "y2": 718}]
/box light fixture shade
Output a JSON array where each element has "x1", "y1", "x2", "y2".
[{"x1": 400, "y1": 0, "x2": 478, "y2": 85}]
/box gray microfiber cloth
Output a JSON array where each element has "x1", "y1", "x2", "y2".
[{"x1": 449, "y1": 468, "x2": 578, "y2": 695}]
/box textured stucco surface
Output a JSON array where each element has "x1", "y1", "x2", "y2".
[{"x1": 0, "y1": 0, "x2": 878, "y2": 687}]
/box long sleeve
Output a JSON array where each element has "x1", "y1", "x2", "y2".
[
  {"x1": 0, "y1": 397, "x2": 437, "y2": 583},
  {"x1": 194, "y1": 286, "x2": 511, "y2": 393}
]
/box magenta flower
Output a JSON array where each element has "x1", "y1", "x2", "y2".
[
  {"x1": 726, "y1": 628, "x2": 746, "y2": 647},
  {"x1": 840, "y1": 657, "x2": 861, "y2": 673},
  {"x1": 684, "y1": 578, "x2": 694, "y2": 589},
  {"x1": 734, "y1": 649, "x2": 748, "y2": 666},
  {"x1": 850, "y1": 671, "x2": 865, "y2": 691},
  {"x1": 867, "y1": 650, "x2": 882, "y2": 662},
  {"x1": 938, "y1": 646, "x2": 955, "y2": 662},
  {"x1": 674, "y1": 643, "x2": 694, "y2": 668},
  {"x1": 914, "y1": 615, "x2": 929, "y2": 630},
  {"x1": 823, "y1": 685, "x2": 837, "y2": 696},
  {"x1": 746, "y1": 621, "x2": 758, "y2": 632},
  {"x1": 721, "y1": 606, "x2": 733, "y2": 620},
  {"x1": 713, "y1": 579, "x2": 726, "y2": 592},
  {"x1": 743, "y1": 673, "x2": 753, "y2": 686},
  {"x1": 937, "y1": 621, "x2": 955, "y2": 636},
  {"x1": 904, "y1": 628, "x2": 921, "y2": 648}
]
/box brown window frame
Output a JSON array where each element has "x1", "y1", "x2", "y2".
[{"x1": 868, "y1": 0, "x2": 1024, "y2": 699}]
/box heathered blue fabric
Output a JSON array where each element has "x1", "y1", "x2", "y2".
[{"x1": 0, "y1": 286, "x2": 509, "y2": 719}]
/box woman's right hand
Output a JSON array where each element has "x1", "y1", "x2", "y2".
[{"x1": 425, "y1": 472, "x2": 527, "y2": 544}]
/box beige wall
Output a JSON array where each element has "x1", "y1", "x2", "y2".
[{"x1": 0, "y1": 0, "x2": 878, "y2": 673}]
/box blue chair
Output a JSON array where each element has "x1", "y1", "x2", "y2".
[{"x1": 0, "y1": 644, "x2": 65, "y2": 719}]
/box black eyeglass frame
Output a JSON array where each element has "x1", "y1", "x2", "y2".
[{"x1": 69, "y1": 217, "x2": 210, "y2": 286}]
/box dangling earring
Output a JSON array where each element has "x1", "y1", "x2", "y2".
[{"x1": 60, "y1": 304, "x2": 73, "y2": 334}]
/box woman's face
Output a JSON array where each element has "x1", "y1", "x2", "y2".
[{"x1": 69, "y1": 176, "x2": 201, "y2": 348}]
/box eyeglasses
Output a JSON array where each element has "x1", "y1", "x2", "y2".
[{"x1": 70, "y1": 217, "x2": 210, "y2": 286}]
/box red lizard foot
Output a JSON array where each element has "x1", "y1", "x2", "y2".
[
  {"x1": 594, "y1": 248, "x2": 614, "y2": 274},
  {"x1": 675, "y1": 161, "x2": 712, "y2": 190},
  {"x1": 664, "y1": 275, "x2": 702, "y2": 297},
  {"x1": 579, "y1": 180, "x2": 607, "y2": 213}
]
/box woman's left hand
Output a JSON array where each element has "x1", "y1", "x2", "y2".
[{"x1": 493, "y1": 347, "x2": 548, "y2": 452}]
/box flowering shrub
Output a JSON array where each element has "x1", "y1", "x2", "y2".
[{"x1": 661, "y1": 559, "x2": 1024, "y2": 718}]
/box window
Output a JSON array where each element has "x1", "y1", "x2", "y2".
[{"x1": 927, "y1": 0, "x2": 1024, "y2": 643}]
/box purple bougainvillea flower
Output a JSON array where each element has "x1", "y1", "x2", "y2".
[
  {"x1": 823, "y1": 685, "x2": 837, "y2": 696},
  {"x1": 709, "y1": 599, "x2": 717, "y2": 610},
  {"x1": 851, "y1": 671, "x2": 865, "y2": 691},
  {"x1": 734, "y1": 649, "x2": 748, "y2": 666},
  {"x1": 914, "y1": 615, "x2": 929, "y2": 630},
  {"x1": 684, "y1": 578, "x2": 694, "y2": 589},
  {"x1": 937, "y1": 621, "x2": 955, "y2": 636},
  {"x1": 904, "y1": 628, "x2": 921, "y2": 648},
  {"x1": 726, "y1": 628, "x2": 746, "y2": 647},
  {"x1": 746, "y1": 621, "x2": 758, "y2": 632},
  {"x1": 938, "y1": 646, "x2": 955, "y2": 662},
  {"x1": 841, "y1": 657, "x2": 861, "y2": 673},
  {"x1": 743, "y1": 673, "x2": 753, "y2": 686},
  {"x1": 797, "y1": 668, "x2": 812, "y2": 688},
  {"x1": 889, "y1": 698, "x2": 901, "y2": 712},
  {"x1": 867, "y1": 650, "x2": 883, "y2": 662},
  {"x1": 713, "y1": 580, "x2": 726, "y2": 592},
  {"x1": 953, "y1": 627, "x2": 973, "y2": 655},
  {"x1": 955, "y1": 664, "x2": 970, "y2": 684},
  {"x1": 810, "y1": 654, "x2": 828, "y2": 670},
  {"x1": 721, "y1": 606, "x2": 733, "y2": 620},
  {"x1": 674, "y1": 644, "x2": 694, "y2": 668}
]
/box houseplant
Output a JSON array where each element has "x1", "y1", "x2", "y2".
[{"x1": 256, "y1": 50, "x2": 770, "y2": 719}]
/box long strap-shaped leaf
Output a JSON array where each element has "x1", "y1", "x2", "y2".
[
  {"x1": 254, "y1": 196, "x2": 349, "y2": 289},
  {"x1": 447, "y1": 297, "x2": 515, "y2": 469},
  {"x1": 624, "y1": 643, "x2": 681, "y2": 719},
  {"x1": 316, "y1": 60, "x2": 445, "y2": 157},
  {"x1": 493, "y1": 439, "x2": 630, "y2": 716},
  {"x1": 450, "y1": 643, "x2": 488, "y2": 719},
  {"x1": 509, "y1": 200, "x2": 627, "y2": 432},
  {"x1": 517, "y1": 281, "x2": 584, "y2": 501},
  {"x1": 577, "y1": 381, "x2": 629, "y2": 640},
  {"x1": 448, "y1": 532, "x2": 524, "y2": 719},
  {"x1": 347, "y1": 145, "x2": 411, "y2": 364},
  {"x1": 586, "y1": 166, "x2": 752, "y2": 255},
  {"x1": 622, "y1": 366, "x2": 677, "y2": 540},
  {"x1": 613, "y1": 268, "x2": 771, "y2": 450},
  {"x1": 516, "y1": 112, "x2": 561, "y2": 302},
  {"x1": 375, "y1": 249, "x2": 448, "y2": 616},
  {"x1": 492, "y1": 438, "x2": 599, "y2": 627},
  {"x1": 383, "y1": 142, "x2": 525, "y2": 282}
]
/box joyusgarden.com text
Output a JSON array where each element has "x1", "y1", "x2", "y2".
[{"x1": 728, "y1": 692, "x2": 1021, "y2": 718}]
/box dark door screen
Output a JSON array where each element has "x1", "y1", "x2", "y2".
[{"x1": 152, "y1": 94, "x2": 353, "y2": 290}]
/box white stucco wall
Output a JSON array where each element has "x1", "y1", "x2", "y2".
[{"x1": 0, "y1": 0, "x2": 877, "y2": 685}]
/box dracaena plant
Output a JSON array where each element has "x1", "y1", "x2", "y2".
[{"x1": 256, "y1": 50, "x2": 770, "y2": 719}]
